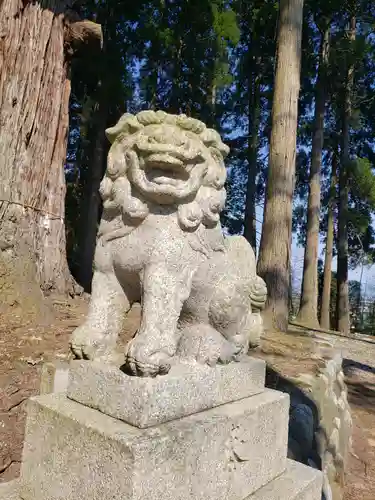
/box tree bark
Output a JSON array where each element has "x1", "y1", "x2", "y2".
[
  {"x1": 244, "y1": 62, "x2": 261, "y2": 253},
  {"x1": 170, "y1": 35, "x2": 183, "y2": 114},
  {"x1": 0, "y1": 0, "x2": 101, "y2": 296},
  {"x1": 77, "y1": 100, "x2": 108, "y2": 291},
  {"x1": 257, "y1": 0, "x2": 304, "y2": 332},
  {"x1": 320, "y1": 153, "x2": 337, "y2": 330},
  {"x1": 296, "y1": 22, "x2": 330, "y2": 327},
  {"x1": 0, "y1": 0, "x2": 73, "y2": 295},
  {"x1": 205, "y1": 78, "x2": 217, "y2": 128},
  {"x1": 75, "y1": 9, "x2": 116, "y2": 291},
  {"x1": 336, "y1": 15, "x2": 356, "y2": 334}
]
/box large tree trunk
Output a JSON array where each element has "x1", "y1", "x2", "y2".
[
  {"x1": 77, "y1": 101, "x2": 108, "y2": 290},
  {"x1": 296, "y1": 22, "x2": 330, "y2": 327},
  {"x1": 336, "y1": 15, "x2": 356, "y2": 334},
  {"x1": 320, "y1": 153, "x2": 337, "y2": 330},
  {"x1": 0, "y1": 0, "x2": 101, "y2": 299},
  {"x1": 257, "y1": 0, "x2": 304, "y2": 331},
  {"x1": 244, "y1": 62, "x2": 261, "y2": 253},
  {"x1": 0, "y1": 0, "x2": 72, "y2": 295},
  {"x1": 75, "y1": 11, "x2": 119, "y2": 291}
]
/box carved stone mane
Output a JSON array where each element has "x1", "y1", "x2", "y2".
[{"x1": 97, "y1": 110, "x2": 229, "y2": 242}]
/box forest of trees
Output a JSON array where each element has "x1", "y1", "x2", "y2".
[{"x1": 1, "y1": 0, "x2": 375, "y2": 335}]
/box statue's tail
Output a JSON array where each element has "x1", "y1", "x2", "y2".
[
  {"x1": 223, "y1": 235, "x2": 267, "y2": 311},
  {"x1": 249, "y1": 275, "x2": 267, "y2": 311}
]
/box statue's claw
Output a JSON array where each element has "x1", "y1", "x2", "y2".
[
  {"x1": 69, "y1": 325, "x2": 115, "y2": 361},
  {"x1": 123, "y1": 337, "x2": 172, "y2": 377}
]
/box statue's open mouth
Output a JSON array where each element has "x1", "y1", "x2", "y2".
[
  {"x1": 136, "y1": 142, "x2": 204, "y2": 170},
  {"x1": 129, "y1": 141, "x2": 208, "y2": 202},
  {"x1": 144, "y1": 153, "x2": 191, "y2": 187}
]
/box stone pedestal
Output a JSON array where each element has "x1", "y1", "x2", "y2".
[
  {"x1": 0, "y1": 358, "x2": 322, "y2": 500},
  {"x1": 39, "y1": 361, "x2": 69, "y2": 395},
  {"x1": 67, "y1": 358, "x2": 266, "y2": 427}
]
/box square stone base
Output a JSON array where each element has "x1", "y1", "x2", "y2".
[
  {"x1": 20, "y1": 390, "x2": 288, "y2": 500},
  {"x1": 0, "y1": 461, "x2": 322, "y2": 500},
  {"x1": 249, "y1": 460, "x2": 322, "y2": 499},
  {"x1": 40, "y1": 361, "x2": 69, "y2": 395},
  {"x1": 67, "y1": 357, "x2": 266, "y2": 428}
]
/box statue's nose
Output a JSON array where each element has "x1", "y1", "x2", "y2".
[
  {"x1": 150, "y1": 130, "x2": 167, "y2": 143},
  {"x1": 150, "y1": 130, "x2": 187, "y2": 147}
]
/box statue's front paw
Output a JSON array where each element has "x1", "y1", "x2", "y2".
[
  {"x1": 123, "y1": 337, "x2": 173, "y2": 377},
  {"x1": 70, "y1": 325, "x2": 114, "y2": 361}
]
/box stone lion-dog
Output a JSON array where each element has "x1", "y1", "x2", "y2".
[{"x1": 70, "y1": 110, "x2": 267, "y2": 377}]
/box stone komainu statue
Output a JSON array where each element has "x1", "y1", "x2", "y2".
[{"x1": 70, "y1": 111, "x2": 267, "y2": 377}]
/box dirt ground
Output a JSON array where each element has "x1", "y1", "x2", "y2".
[
  {"x1": 0, "y1": 298, "x2": 374, "y2": 500},
  {"x1": 0, "y1": 296, "x2": 139, "y2": 481},
  {"x1": 253, "y1": 327, "x2": 375, "y2": 500}
]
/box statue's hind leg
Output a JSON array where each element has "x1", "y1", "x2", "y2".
[
  {"x1": 210, "y1": 273, "x2": 267, "y2": 355},
  {"x1": 208, "y1": 281, "x2": 251, "y2": 356}
]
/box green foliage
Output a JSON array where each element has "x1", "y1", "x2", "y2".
[
  {"x1": 64, "y1": 0, "x2": 375, "y2": 304},
  {"x1": 350, "y1": 157, "x2": 375, "y2": 208},
  {"x1": 220, "y1": 0, "x2": 278, "y2": 236},
  {"x1": 211, "y1": 1, "x2": 240, "y2": 90},
  {"x1": 292, "y1": 2, "x2": 375, "y2": 285}
]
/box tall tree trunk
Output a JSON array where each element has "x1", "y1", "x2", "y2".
[
  {"x1": 320, "y1": 153, "x2": 337, "y2": 330},
  {"x1": 205, "y1": 79, "x2": 217, "y2": 128},
  {"x1": 170, "y1": 36, "x2": 183, "y2": 114},
  {"x1": 75, "y1": 11, "x2": 115, "y2": 291},
  {"x1": 336, "y1": 15, "x2": 356, "y2": 334},
  {"x1": 296, "y1": 22, "x2": 330, "y2": 326},
  {"x1": 244, "y1": 63, "x2": 261, "y2": 253},
  {"x1": 289, "y1": 265, "x2": 294, "y2": 316},
  {"x1": 257, "y1": 0, "x2": 304, "y2": 332},
  {"x1": 0, "y1": 0, "x2": 101, "y2": 297},
  {"x1": 0, "y1": 0, "x2": 72, "y2": 295},
  {"x1": 77, "y1": 100, "x2": 108, "y2": 290}
]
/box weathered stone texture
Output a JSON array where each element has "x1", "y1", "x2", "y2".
[
  {"x1": 248, "y1": 460, "x2": 322, "y2": 500},
  {"x1": 40, "y1": 361, "x2": 69, "y2": 395},
  {"x1": 296, "y1": 353, "x2": 352, "y2": 500},
  {"x1": 0, "y1": 461, "x2": 322, "y2": 500},
  {"x1": 20, "y1": 390, "x2": 289, "y2": 500},
  {"x1": 0, "y1": 112, "x2": 323, "y2": 500},
  {"x1": 67, "y1": 358, "x2": 266, "y2": 428}
]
